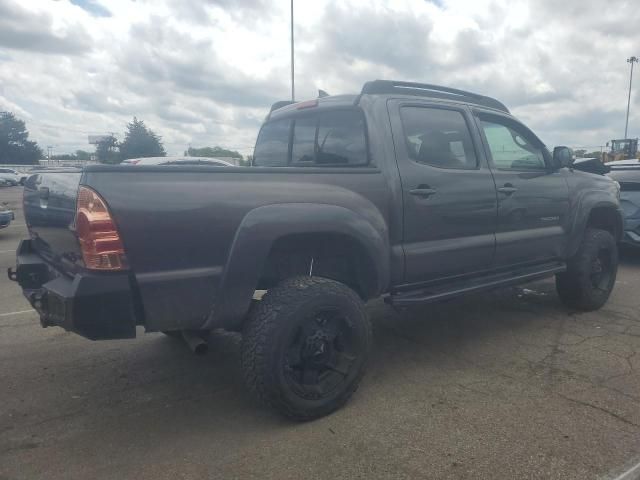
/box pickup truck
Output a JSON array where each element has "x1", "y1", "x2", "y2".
[{"x1": 10, "y1": 80, "x2": 623, "y2": 420}]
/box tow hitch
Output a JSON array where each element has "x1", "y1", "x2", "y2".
[{"x1": 7, "y1": 267, "x2": 17, "y2": 282}]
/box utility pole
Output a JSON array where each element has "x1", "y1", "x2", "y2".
[
  {"x1": 290, "y1": 0, "x2": 295, "y2": 102},
  {"x1": 625, "y1": 56, "x2": 638, "y2": 139}
]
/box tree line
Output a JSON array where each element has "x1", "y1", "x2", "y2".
[
  {"x1": 95, "y1": 118, "x2": 245, "y2": 164},
  {"x1": 0, "y1": 111, "x2": 246, "y2": 165},
  {"x1": 0, "y1": 112, "x2": 43, "y2": 164}
]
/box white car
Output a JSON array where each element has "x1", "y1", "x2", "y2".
[
  {"x1": 0, "y1": 168, "x2": 22, "y2": 186},
  {"x1": 121, "y1": 156, "x2": 235, "y2": 166}
]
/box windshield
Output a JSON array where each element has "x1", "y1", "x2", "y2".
[{"x1": 612, "y1": 140, "x2": 630, "y2": 152}]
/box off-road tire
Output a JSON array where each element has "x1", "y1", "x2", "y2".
[
  {"x1": 556, "y1": 228, "x2": 618, "y2": 311},
  {"x1": 241, "y1": 276, "x2": 371, "y2": 421}
]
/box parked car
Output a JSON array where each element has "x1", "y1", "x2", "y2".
[
  {"x1": 0, "y1": 168, "x2": 22, "y2": 186},
  {"x1": 10, "y1": 80, "x2": 622, "y2": 420},
  {"x1": 607, "y1": 159, "x2": 640, "y2": 246},
  {"x1": 121, "y1": 156, "x2": 235, "y2": 166},
  {"x1": 0, "y1": 206, "x2": 14, "y2": 229}
]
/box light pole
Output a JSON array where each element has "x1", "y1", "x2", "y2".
[
  {"x1": 290, "y1": 0, "x2": 295, "y2": 102},
  {"x1": 625, "y1": 56, "x2": 638, "y2": 139}
]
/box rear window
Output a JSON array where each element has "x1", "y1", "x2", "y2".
[
  {"x1": 253, "y1": 118, "x2": 291, "y2": 166},
  {"x1": 253, "y1": 109, "x2": 368, "y2": 167}
]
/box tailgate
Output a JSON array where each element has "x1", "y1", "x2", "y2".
[{"x1": 23, "y1": 169, "x2": 83, "y2": 274}]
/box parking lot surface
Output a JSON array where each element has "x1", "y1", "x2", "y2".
[{"x1": 1, "y1": 185, "x2": 639, "y2": 479}]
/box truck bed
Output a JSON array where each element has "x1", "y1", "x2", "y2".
[{"x1": 22, "y1": 164, "x2": 393, "y2": 336}]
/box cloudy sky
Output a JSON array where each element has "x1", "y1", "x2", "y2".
[{"x1": 0, "y1": 0, "x2": 638, "y2": 157}]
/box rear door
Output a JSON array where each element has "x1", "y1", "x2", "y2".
[
  {"x1": 389, "y1": 100, "x2": 498, "y2": 283},
  {"x1": 474, "y1": 111, "x2": 570, "y2": 267}
]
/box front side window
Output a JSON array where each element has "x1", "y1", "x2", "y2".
[
  {"x1": 253, "y1": 118, "x2": 290, "y2": 166},
  {"x1": 480, "y1": 118, "x2": 546, "y2": 171},
  {"x1": 399, "y1": 107, "x2": 477, "y2": 169}
]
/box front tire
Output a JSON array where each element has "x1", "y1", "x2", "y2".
[
  {"x1": 556, "y1": 228, "x2": 618, "y2": 311},
  {"x1": 241, "y1": 276, "x2": 371, "y2": 421}
]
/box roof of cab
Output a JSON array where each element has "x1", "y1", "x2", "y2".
[{"x1": 267, "y1": 79, "x2": 509, "y2": 121}]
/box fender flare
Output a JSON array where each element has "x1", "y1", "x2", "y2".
[
  {"x1": 567, "y1": 191, "x2": 623, "y2": 257},
  {"x1": 204, "y1": 203, "x2": 390, "y2": 330}
]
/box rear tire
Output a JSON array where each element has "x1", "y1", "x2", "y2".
[
  {"x1": 241, "y1": 276, "x2": 371, "y2": 421},
  {"x1": 556, "y1": 228, "x2": 618, "y2": 311}
]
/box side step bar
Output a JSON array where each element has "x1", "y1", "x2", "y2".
[{"x1": 387, "y1": 262, "x2": 566, "y2": 307}]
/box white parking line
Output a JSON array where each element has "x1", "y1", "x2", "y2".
[
  {"x1": 5, "y1": 224, "x2": 26, "y2": 228},
  {"x1": 612, "y1": 460, "x2": 640, "y2": 480},
  {"x1": 0, "y1": 309, "x2": 35, "y2": 317},
  {"x1": 0, "y1": 249, "x2": 15, "y2": 254}
]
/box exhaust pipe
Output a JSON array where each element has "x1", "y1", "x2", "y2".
[{"x1": 181, "y1": 330, "x2": 209, "y2": 355}]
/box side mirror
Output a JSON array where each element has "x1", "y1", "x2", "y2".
[{"x1": 553, "y1": 146, "x2": 574, "y2": 169}]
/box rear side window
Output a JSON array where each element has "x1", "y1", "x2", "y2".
[
  {"x1": 400, "y1": 107, "x2": 477, "y2": 169},
  {"x1": 254, "y1": 109, "x2": 368, "y2": 167},
  {"x1": 292, "y1": 116, "x2": 316, "y2": 164},
  {"x1": 253, "y1": 118, "x2": 290, "y2": 166}
]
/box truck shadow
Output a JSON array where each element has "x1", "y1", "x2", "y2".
[
  {"x1": 138, "y1": 278, "x2": 567, "y2": 426},
  {"x1": 619, "y1": 244, "x2": 640, "y2": 265}
]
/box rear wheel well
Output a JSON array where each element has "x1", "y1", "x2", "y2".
[
  {"x1": 257, "y1": 233, "x2": 378, "y2": 300},
  {"x1": 586, "y1": 207, "x2": 621, "y2": 240}
]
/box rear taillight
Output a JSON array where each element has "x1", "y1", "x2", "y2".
[
  {"x1": 75, "y1": 186, "x2": 128, "y2": 271},
  {"x1": 296, "y1": 99, "x2": 318, "y2": 109}
]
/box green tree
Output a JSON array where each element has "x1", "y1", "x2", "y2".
[
  {"x1": 187, "y1": 146, "x2": 243, "y2": 160},
  {"x1": 119, "y1": 117, "x2": 165, "y2": 160},
  {"x1": 75, "y1": 150, "x2": 91, "y2": 160},
  {"x1": 95, "y1": 135, "x2": 120, "y2": 164},
  {"x1": 0, "y1": 111, "x2": 43, "y2": 164},
  {"x1": 51, "y1": 154, "x2": 77, "y2": 160}
]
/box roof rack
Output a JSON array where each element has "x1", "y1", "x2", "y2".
[{"x1": 359, "y1": 80, "x2": 509, "y2": 113}]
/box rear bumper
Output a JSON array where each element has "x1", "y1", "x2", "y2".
[{"x1": 9, "y1": 239, "x2": 138, "y2": 340}]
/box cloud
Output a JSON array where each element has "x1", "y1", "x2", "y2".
[
  {"x1": 69, "y1": 0, "x2": 111, "y2": 18},
  {"x1": 0, "y1": 0, "x2": 639, "y2": 156},
  {"x1": 0, "y1": 1, "x2": 92, "y2": 55}
]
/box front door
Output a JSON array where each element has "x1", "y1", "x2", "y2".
[
  {"x1": 475, "y1": 111, "x2": 570, "y2": 267},
  {"x1": 389, "y1": 102, "x2": 498, "y2": 284}
]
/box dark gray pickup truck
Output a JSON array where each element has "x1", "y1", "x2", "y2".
[{"x1": 10, "y1": 80, "x2": 623, "y2": 420}]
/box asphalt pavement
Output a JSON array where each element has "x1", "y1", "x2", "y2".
[{"x1": 1, "y1": 185, "x2": 640, "y2": 480}]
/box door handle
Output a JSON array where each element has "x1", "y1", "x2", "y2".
[
  {"x1": 409, "y1": 188, "x2": 437, "y2": 198},
  {"x1": 497, "y1": 185, "x2": 517, "y2": 195}
]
